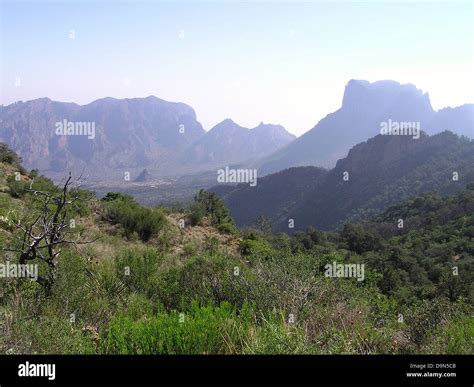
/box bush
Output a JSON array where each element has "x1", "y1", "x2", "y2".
[
  {"x1": 244, "y1": 313, "x2": 311, "y2": 354},
  {"x1": 115, "y1": 248, "x2": 164, "y2": 298},
  {"x1": 168, "y1": 253, "x2": 252, "y2": 310},
  {"x1": 11, "y1": 314, "x2": 96, "y2": 354},
  {"x1": 240, "y1": 238, "x2": 276, "y2": 260},
  {"x1": 203, "y1": 236, "x2": 219, "y2": 254},
  {"x1": 102, "y1": 192, "x2": 134, "y2": 203},
  {"x1": 103, "y1": 194, "x2": 166, "y2": 242},
  {"x1": 102, "y1": 300, "x2": 314, "y2": 355},
  {"x1": 422, "y1": 315, "x2": 474, "y2": 354},
  {"x1": 6, "y1": 175, "x2": 28, "y2": 198},
  {"x1": 170, "y1": 201, "x2": 185, "y2": 213},
  {"x1": 190, "y1": 190, "x2": 235, "y2": 232},
  {"x1": 50, "y1": 251, "x2": 124, "y2": 328},
  {"x1": 188, "y1": 202, "x2": 205, "y2": 226},
  {"x1": 217, "y1": 222, "x2": 237, "y2": 234},
  {"x1": 0, "y1": 143, "x2": 22, "y2": 165}
]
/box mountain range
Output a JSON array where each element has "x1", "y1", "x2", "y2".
[
  {"x1": 0, "y1": 97, "x2": 293, "y2": 181},
  {"x1": 254, "y1": 80, "x2": 473, "y2": 175},
  {"x1": 180, "y1": 119, "x2": 295, "y2": 168},
  {"x1": 0, "y1": 79, "x2": 472, "y2": 183},
  {"x1": 213, "y1": 131, "x2": 474, "y2": 232}
]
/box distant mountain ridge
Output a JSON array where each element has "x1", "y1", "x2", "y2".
[
  {"x1": 255, "y1": 80, "x2": 473, "y2": 175},
  {"x1": 181, "y1": 119, "x2": 295, "y2": 167},
  {"x1": 1, "y1": 79, "x2": 472, "y2": 182},
  {"x1": 0, "y1": 96, "x2": 293, "y2": 181},
  {"x1": 0, "y1": 96, "x2": 205, "y2": 179}
]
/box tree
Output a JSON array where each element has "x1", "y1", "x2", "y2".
[
  {"x1": 0, "y1": 143, "x2": 22, "y2": 165},
  {"x1": 3, "y1": 174, "x2": 96, "y2": 293},
  {"x1": 341, "y1": 224, "x2": 384, "y2": 254},
  {"x1": 192, "y1": 190, "x2": 235, "y2": 232}
]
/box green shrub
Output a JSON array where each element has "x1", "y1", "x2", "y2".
[
  {"x1": 103, "y1": 195, "x2": 166, "y2": 242},
  {"x1": 190, "y1": 190, "x2": 235, "y2": 232},
  {"x1": 168, "y1": 254, "x2": 252, "y2": 310},
  {"x1": 423, "y1": 315, "x2": 474, "y2": 354},
  {"x1": 182, "y1": 241, "x2": 197, "y2": 256},
  {"x1": 203, "y1": 236, "x2": 219, "y2": 254},
  {"x1": 6, "y1": 175, "x2": 28, "y2": 198},
  {"x1": 11, "y1": 314, "x2": 96, "y2": 354},
  {"x1": 123, "y1": 293, "x2": 155, "y2": 320},
  {"x1": 115, "y1": 248, "x2": 164, "y2": 297},
  {"x1": 102, "y1": 191, "x2": 135, "y2": 203},
  {"x1": 188, "y1": 202, "x2": 205, "y2": 226},
  {"x1": 240, "y1": 238, "x2": 276, "y2": 260},
  {"x1": 341, "y1": 224, "x2": 385, "y2": 254},
  {"x1": 217, "y1": 221, "x2": 236, "y2": 234},
  {"x1": 41, "y1": 250, "x2": 128, "y2": 331},
  {"x1": 103, "y1": 301, "x2": 253, "y2": 354},
  {"x1": 170, "y1": 201, "x2": 185, "y2": 213},
  {"x1": 244, "y1": 313, "x2": 311, "y2": 354},
  {"x1": 0, "y1": 143, "x2": 24, "y2": 170}
]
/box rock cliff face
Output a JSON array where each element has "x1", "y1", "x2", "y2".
[
  {"x1": 181, "y1": 119, "x2": 295, "y2": 167},
  {"x1": 0, "y1": 97, "x2": 293, "y2": 181},
  {"x1": 0, "y1": 96, "x2": 205, "y2": 179},
  {"x1": 256, "y1": 80, "x2": 473, "y2": 175}
]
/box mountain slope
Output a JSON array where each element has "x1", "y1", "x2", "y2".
[
  {"x1": 256, "y1": 80, "x2": 473, "y2": 175},
  {"x1": 0, "y1": 96, "x2": 205, "y2": 179},
  {"x1": 180, "y1": 119, "x2": 295, "y2": 168},
  {"x1": 211, "y1": 166, "x2": 328, "y2": 228},
  {"x1": 214, "y1": 131, "x2": 474, "y2": 231},
  {"x1": 1, "y1": 142, "x2": 472, "y2": 355}
]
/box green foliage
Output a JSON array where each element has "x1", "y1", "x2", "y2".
[
  {"x1": 2, "y1": 167, "x2": 473, "y2": 355},
  {"x1": 203, "y1": 236, "x2": 219, "y2": 254},
  {"x1": 174, "y1": 254, "x2": 250, "y2": 309},
  {"x1": 170, "y1": 201, "x2": 185, "y2": 213},
  {"x1": 341, "y1": 224, "x2": 385, "y2": 254},
  {"x1": 0, "y1": 143, "x2": 27, "y2": 174},
  {"x1": 103, "y1": 194, "x2": 166, "y2": 242},
  {"x1": 10, "y1": 314, "x2": 96, "y2": 354},
  {"x1": 360, "y1": 185, "x2": 474, "y2": 302},
  {"x1": 401, "y1": 298, "x2": 472, "y2": 353},
  {"x1": 290, "y1": 227, "x2": 331, "y2": 253},
  {"x1": 102, "y1": 192, "x2": 134, "y2": 202},
  {"x1": 423, "y1": 315, "x2": 474, "y2": 354},
  {"x1": 240, "y1": 238, "x2": 276, "y2": 260},
  {"x1": 6, "y1": 175, "x2": 28, "y2": 198},
  {"x1": 0, "y1": 143, "x2": 22, "y2": 165},
  {"x1": 115, "y1": 248, "x2": 164, "y2": 298},
  {"x1": 216, "y1": 221, "x2": 236, "y2": 234},
  {"x1": 189, "y1": 189, "x2": 236, "y2": 233},
  {"x1": 188, "y1": 202, "x2": 205, "y2": 226},
  {"x1": 5, "y1": 171, "x2": 91, "y2": 220},
  {"x1": 103, "y1": 301, "x2": 252, "y2": 354}
]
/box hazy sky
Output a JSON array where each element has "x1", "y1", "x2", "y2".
[{"x1": 1, "y1": 0, "x2": 473, "y2": 136}]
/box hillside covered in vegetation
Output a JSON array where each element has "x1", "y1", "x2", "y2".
[
  {"x1": 0, "y1": 144, "x2": 472, "y2": 354},
  {"x1": 215, "y1": 131, "x2": 474, "y2": 231}
]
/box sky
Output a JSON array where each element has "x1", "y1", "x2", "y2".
[{"x1": 1, "y1": 0, "x2": 473, "y2": 136}]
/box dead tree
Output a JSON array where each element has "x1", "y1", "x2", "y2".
[{"x1": 3, "y1": 173, "x2": 96, "y2": 293}]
